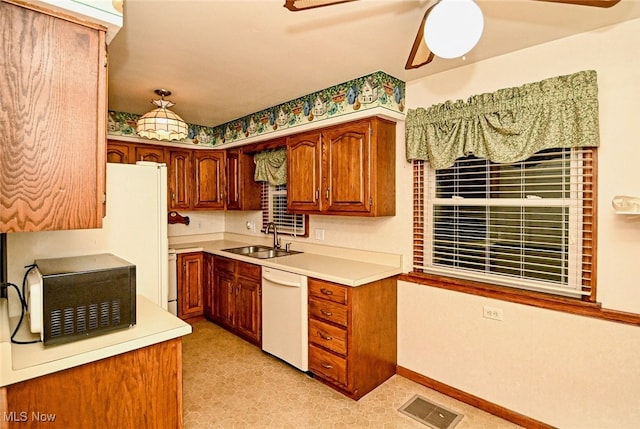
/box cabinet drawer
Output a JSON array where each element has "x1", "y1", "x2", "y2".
[
  {"x1": 309, "y1": 344, "x2": 347, "y2": 387},
  {"x1": 309, "y1": 279, "x2": 347, "y2": 305},
  {"x1": 238, "y1": 261, "x2": 261, "y2": 281},
  {"x1": 309, "y1": 298, "x2": 347, "y2": 327},
  {"x1": 309, "y1": 318, "x2": 347, "y2": 355},
  {"x1": 215, "y1": 256, "x2": 236, "y2": 273}
]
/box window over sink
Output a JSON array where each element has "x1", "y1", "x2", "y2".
[{"x1": 261, "y1": 183, "x2": 308, "y2": 237}]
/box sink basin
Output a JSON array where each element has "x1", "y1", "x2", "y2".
[
  {"x1": 222, "y1": 245, "x2": 272, "y2": 255},
  {"x1": 222, "y1": 245, "x2": 302, "y2": 259}
]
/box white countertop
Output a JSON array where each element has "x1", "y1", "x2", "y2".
[
  {"x1": 170, "y1": 239, "x2": 402, "y2": 286},
  {"x1": 0, "y1": 295, "x2": 191, "y2": 387}
]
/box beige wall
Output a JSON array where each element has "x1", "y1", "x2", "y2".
[{"x1": 399, "y1": 18, "x2": 640, "y2": 429}]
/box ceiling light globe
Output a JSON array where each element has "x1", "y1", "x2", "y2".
[{"x1": 424, "y1": 0, "x2": 484, "y2": 59}]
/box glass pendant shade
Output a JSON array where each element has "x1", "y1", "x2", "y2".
[
  {"x1": 136, "y1": 93, "x2": 188, "y2": 141},
  {"x1": 424, "y1": 0, "x2": 484, "y2": 59}
]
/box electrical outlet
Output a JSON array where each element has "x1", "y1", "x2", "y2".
[
  {"x1": 483, "y1": 305, "x2": 503, "y2": 321},
  {"x1": 314, "y1": 228, "x2": 325, "y2": 240}
]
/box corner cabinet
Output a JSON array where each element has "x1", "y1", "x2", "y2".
[
  {"x1": 0, "y1": 1, "x2": 107, "y2": 232},
  {"x1": 211, "y1": 256, "x2": 262, "y2": 347},
  {"x1": 286, "y1": 117, "x2": 396, "y2": 217},
  {"x1": 308, "y1": 276, "x2": 397, "y2": 400}
]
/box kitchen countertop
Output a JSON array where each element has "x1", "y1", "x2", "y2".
[
  {"x1": 0, "y1": 295, "x2": 191, "y2": 387},
  {"x1": 170, "y1": 239, "x2": 402, "y2": 286}
]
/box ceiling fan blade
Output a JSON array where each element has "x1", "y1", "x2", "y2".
[
  {"x1": 405, "y1": 7, "x2": 435, "y2": 70},
  {"x1": 535, "y1": 0, "x2": 621, "y2": 7},
  {"x1": 284, "y1": 0, "x2": 356, "y2": 11}
]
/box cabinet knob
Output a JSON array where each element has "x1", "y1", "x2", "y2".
[
  {"x1": 321, "y1": 363, "x2": 333, "y2": 369},
  {"x1": 317, "y1": 330, "x2": 333, "y2": 341},
  {"x1": 320, "y1": 288, "x2": 333, "y2": 296},
  {"x1": 320, "y1": 309, "x2": 333, "y2": 317}
]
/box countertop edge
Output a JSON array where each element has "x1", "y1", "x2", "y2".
[{"x1": 0, "y1": 296, "x2": 192, "y2": 387}]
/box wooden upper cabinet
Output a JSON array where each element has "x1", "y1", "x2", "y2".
[
  {"x1": 286, "y1": 117, "x2": 395, "y2": 217},
  {"x1": 287, "y1": 131, "x2": 323, "y2": 212},
  {"x1": 133, "y1": 145, "x2": 165, "y2": 164},
  {"x1": 226, "y1": 148, "x2": 261, "y2": 211},
  {"x1": 168, "y1": 150, "x2": 192, "y2": 210},
  {"x1": 0, "y1": 1, "x2": 107, "y2": 232},
  {"x1": 107, "y1": 141, "x2": 131, "y2": 164},
  {"x1": 193, "y1": 151, "x2": 225, "y2": 209},
  {"x1": 324, "y1": 121, "x2": 371, "y2": 214}
]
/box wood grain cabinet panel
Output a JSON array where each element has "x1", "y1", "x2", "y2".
[
  {"x1": 308, "y1": 276, "x2": 397, "y2": 400},
  {"x1": 133, "y1": 145, "x2": 165, "y2": 163},
  {"x1": 0, "y1": 339, "x2": 184, "y2": 429},
  {"x1": 225, "y1": 148, "x2": 261, "y2": 210},
  {"x1": 168, "y1": 150, "x2": 192, "y2": 210},
  {"x1": 211, "y1": 256, "x2": 261, "y2": 347},
  {"x1": 106, "y1": 141, "x2": 131, "y2": 164},
  {"x1": 286, "y1": 117, "x2": 395, "y2": 217},
  {"x1": 193, "y1": 151, "x2": 225, "y2": 209},
  {"x1": 0, "y1": 1, "x2": 107, "y2": 232},
  {"x1": 177, "y1": 252, "x2": 203, "y2": 319}
]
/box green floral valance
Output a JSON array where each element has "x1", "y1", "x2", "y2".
[
  {"x1": 406, "y1": 70, "x2": 600, "y2": 169},
  {"x1": 254, "y1": 148, "x2": 287, "y2": 186}
]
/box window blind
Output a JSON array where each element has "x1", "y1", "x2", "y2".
[
  {"x1": 261, "y1": 183, "x2": 306, "y2": 236},
  {"x1": 413, "y1": 147, "x2": 596, "y2": 300}
]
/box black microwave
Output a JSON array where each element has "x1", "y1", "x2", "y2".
[{"x1": 26, "y1": 253, "x2": 136, "y2": 346}]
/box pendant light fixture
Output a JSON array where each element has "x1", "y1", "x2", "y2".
[
  {"x1": 136, "y1": 89, "x2": 188, "y2": 141},
  {"x1": 423, "y1": 0, "x2": 484, "y2": 59}
]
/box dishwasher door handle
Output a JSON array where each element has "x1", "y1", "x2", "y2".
[{"x1": 262, "y1": 274, "x2": 302, "y2": 288}]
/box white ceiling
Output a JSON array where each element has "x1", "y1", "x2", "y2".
[{"x1": 107, "y1": 0, "x2": 640, "y2": 128}]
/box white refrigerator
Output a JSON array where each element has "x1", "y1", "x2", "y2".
[{"x1": 103, "y1": 162, "x2": 168, "y2": 309}]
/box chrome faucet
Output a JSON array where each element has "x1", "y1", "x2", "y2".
[{"x1": 264, "y1": 222, "x2": 281, "y2": 249}]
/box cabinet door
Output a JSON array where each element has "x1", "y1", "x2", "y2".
[
  {"x1": 193, "y1": 151, "x2": 225, "y2": 209},
  {"x1": 168, "y1": 150, "x2": 192, "y2": 210},
  {"x1": 323, "y1": 121, "x2": 371, "y2": 213},
  {"x1": 107, "y1": 142, "x2": 131, "y2": 164},
  {"x1": 203, "y1": 253, "x2": 215, "y2": 319},
  {"x1": 0, "y1": 2, "x2": 106, "y2": 232},
  {"x1": 134, "y1": 145, "x2": 165, "y2": 164},
  {"x1": 226, "y1": 149, "x2": 261, "y2": 211},
  {"x1": 235, "y1": 277, "x2": 261, "y2": 346},
  {"x1": 177, "y1": 253, "x2": 203, "y2": 319},
  {"x1": 214, "y1": 269, "x2": 235, "y2": 328},
  {"x1": 287, "y1": 131, "x2": 323, "y2": 212}
]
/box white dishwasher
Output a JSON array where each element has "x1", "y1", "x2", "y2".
[{"x1": 261, "y1": 267, "x2": 308, "y2": 371}]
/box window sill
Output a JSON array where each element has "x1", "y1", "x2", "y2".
[{"x1": 399, "y1": 271, "x2": 640, "y2": 327}]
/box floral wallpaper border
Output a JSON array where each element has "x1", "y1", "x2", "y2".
[{"x1": 108, "y1": 70, "x2": 405, "y2": 147}]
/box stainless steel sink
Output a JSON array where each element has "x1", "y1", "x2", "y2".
[
  {"x1": 222, "y1": 245, "x2": 302, "y2": 259},
  {"x1": 222, "y1": 245, "x2": 272, "y2": 255}
]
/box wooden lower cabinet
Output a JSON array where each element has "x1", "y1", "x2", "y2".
[
  {"x1": 0, "y1": 338, "x2": 183, "y2": 429},
  {"x1": 210, "y1": 256, "x2": 261, "y2": 347},
  {"x1": 308, "y1": 276, "x2": 397, "y2": 400},
  {"x1": 177, "y1": 252, "x2": 204, "y2": 320}
]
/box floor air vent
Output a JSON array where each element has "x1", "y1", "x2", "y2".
[{"x1": 398, "y1": 394, "x2": 463, "y2": 429}]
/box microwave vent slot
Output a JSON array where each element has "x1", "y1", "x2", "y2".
[
  {"x1": 111, "y1": 300, "x2": 121, "y2": 324},
  {"x1": 50, "y1": 309, "x2": 62, "y2": 337},
  {"x1": 76, "y1": 306, "x2": 87, "y2": 333},
  {"x1": 64, "y1": 307, "x2": 74, "y2": 335},
  {"x1": 100, "y1": 301, "x2": 110, "y2": 327},
  {"x1": 89, "y1": 303, "x2": 98, "y2": 330}
]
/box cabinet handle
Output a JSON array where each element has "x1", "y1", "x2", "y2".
[
  {"x1": 321, "y1": 363, "x2": 333, "y2": 369},
  {"x1": 315, "y1": 188, "x2": 320, "y2": 200},
  {"x1": 325, "y1": 188, "x2": 329, "y2": 200},
  {"x1": 320, "y1": 309, "x2": 333, "y2": 317},
  {"x1": 317, "y1": 330, "x2": 333, "y2": 341},
  {"x1": 320, "y1": 288, "x2": 333, "y2": 296}
]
